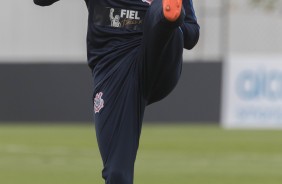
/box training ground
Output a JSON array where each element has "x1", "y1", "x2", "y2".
[{"x1": 0, "y1": 124, "x2": 282, "y2": 184}]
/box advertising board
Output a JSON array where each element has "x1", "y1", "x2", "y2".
[{"x1": 221, "y1": 55, "x2": 282, "y2": 128}]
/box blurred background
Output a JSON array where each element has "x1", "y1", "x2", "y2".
[
  {"x1": 1, "y1": 0, "x2": 282, "y2": 184},
  {"x1": 1, "y1": 0, "x2": 282, "y2": 124}
]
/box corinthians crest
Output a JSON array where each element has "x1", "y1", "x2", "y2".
[
  {"x1": 94, "y1": 92, "x2": 104, "y2": 114},
  {"x1": 142, "y1": 0, "x2": 154, "y2": 4}
]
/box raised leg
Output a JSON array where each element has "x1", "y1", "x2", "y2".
[{"x1": 141, "y1": 0, "x2": 185, "y2": 104}]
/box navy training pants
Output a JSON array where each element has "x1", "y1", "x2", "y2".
[{"x1": 93, "y1": 0, "x2": 184, "y2": 183}]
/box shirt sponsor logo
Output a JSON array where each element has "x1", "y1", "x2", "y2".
[
  {"x1": 109, "y1": 8, "x2": 142, "y2": 28},
  {"x1": 93, "y1": 6, "x2": 145, "y2": 31}
]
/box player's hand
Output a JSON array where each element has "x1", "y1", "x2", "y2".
[
  {"x1": 33, "y1": 0, "x2": 60, "y2": 6},
  {"x1": 110, "y1": 8, "x2": 114, "y2": 13}
]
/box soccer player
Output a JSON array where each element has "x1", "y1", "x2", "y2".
[{"x1": 33, "y1": 0, "x2": 199, "y2": 183}]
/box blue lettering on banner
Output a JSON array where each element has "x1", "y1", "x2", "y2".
[
  {"x1": 236, "y1": 68, "x2": 282, "y2": 101},
  {"x1": 236, "y1": 106, "x2": 282, "y2": 123}
]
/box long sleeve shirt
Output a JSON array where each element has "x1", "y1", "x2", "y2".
[{"x1": 34, "y1": 0, "x2": 199, "y2": 68}]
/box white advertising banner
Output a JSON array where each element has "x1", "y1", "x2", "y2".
[{"x1": 221, "y1": 55, "x2": 282, "y2": 129}]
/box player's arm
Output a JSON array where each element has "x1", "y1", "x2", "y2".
[
  {"x1": 33, "y1": 0, "x2": 60, "y2": 6},
  {"x1": 180, "y1": 0, "x2": 200, "y2": 50}
]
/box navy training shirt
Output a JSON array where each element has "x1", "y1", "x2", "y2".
[
  {"x1": 86, "y1": 0, "x2": 148, "y2": 68},
  {"x1": 34, "y1": 0, "x2": 199, "y2": 68}
]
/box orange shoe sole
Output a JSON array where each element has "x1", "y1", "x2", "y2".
[{"x1": 163, "y1": 0, "x2": 182, "y2": 22}]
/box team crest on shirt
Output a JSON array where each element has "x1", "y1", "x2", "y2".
[
  {"x1": 94, "y1": 92, "x2": 104, "y2": 114},
  {"x1": 142, "y1": 0, "x2": 154, "y2": 4}
]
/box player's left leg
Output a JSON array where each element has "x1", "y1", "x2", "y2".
[
  {"x1": 139, "y1": 0, "x2": 185, "y2": 104},
  {"x1": 145, "y1": 31, "x2": 184, "y2": 104}
]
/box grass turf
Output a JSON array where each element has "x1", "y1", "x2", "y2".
[{"x1": 0, "y1": 124, "x2": 282, "y2": 184}]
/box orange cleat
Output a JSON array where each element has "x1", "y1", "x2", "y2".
[{"x1": 163, "y1": 0, "x2": 182, "y2": 22}]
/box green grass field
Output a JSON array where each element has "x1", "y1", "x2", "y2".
[{"x1": 0, "y1": 124, "x2": 282, "y2": 184}]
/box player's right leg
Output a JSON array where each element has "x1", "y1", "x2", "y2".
[{"x1": 92, "y1": 49, "x2": 145, "y2": 184}]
